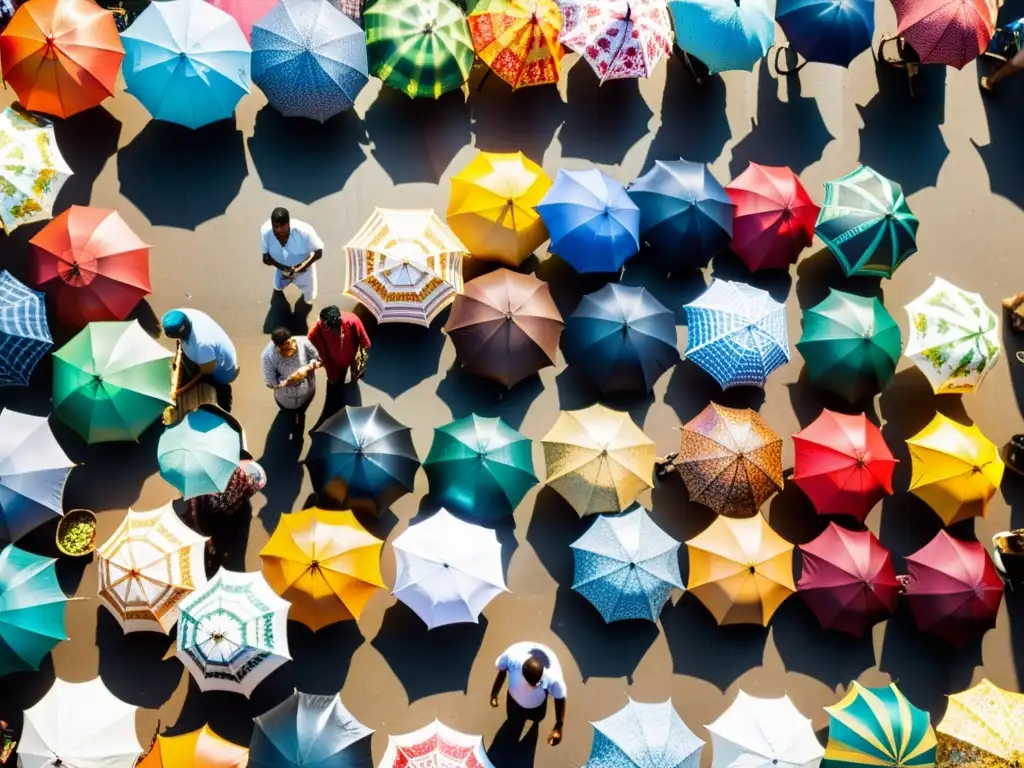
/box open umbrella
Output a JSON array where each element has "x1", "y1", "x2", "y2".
[
  {"x1": 535, "y1": 168, "x2": 641, "y2": 274},
  {"x1": 708, "y1": 691, "x2": 823, "y2": 768},
  {"x1": 381, "y1": 721, "x2": 494, "y2": 768},
  {"x1": 904, "y1": 277, "x2": 1000, "y2": 395},
  {"x1": 139, "y1": 725, "x2": 249, "y2": 768},
  {"x1": 683, "y1": 279, "x2": 790, "y2": 390},
  {"x1": 0, "y1": 270, "x2": 51, "y2": 387},
  {"x1": 892, "y1": 0, "x2": 995, "y2": 68},
  {"x1": 824, "y1": 682, "x2": 936, "y2": 768},
  {"x1": 586, "y1": 698, "x2": 703, "y2": 768},
  {"x1": 668, "y1": 0, "x2": 773, "y2": 73},
  {"x1": 564, "y1": 283, "x2": 679, "y2": 395},
  {"x1": 937, "y1": 680, "x2": 1024, "y2": 768},
  {"x1": 776, "y1": 0, "x2": 873, "y2": 67},
  {"x1": 686, "y1": 514, "x2": 795, "y2": 626},
  {"x1": 0, "y1": 106, "x2": 72, "y2": 234},
  {"x1": 207, "y1": 0, "x2": 277, "y2": 42},
  {"x1": 796, "y1": 289, "x2": 902, "y2": 404},
  {"x1": 0, "y1": 544, "x2": 67, "y2": 677},
  {"x1": 250, "y1": 692, "x2": 373, "y2": 768},
  {"x1": 468, "y1": 0, "x2": 563, "y2": 88},
  {"x1": 560, "y1": 0, "x2": 673, "y2": 81},
  {"x1": 158, "y1": 408, "x2": 242, "y2": 499},
  {"x1": 542, "y1": 404, "x2": 655, "y2": 516}
]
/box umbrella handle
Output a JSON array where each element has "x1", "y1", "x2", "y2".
[{"x1": 772, "y1": 46, "x2": 807, "y2": 75}]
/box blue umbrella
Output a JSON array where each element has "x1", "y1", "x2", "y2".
[
  {"x1": 157, "y1": 409, "x2": 241, "y2": 499},
  {"x1": 250, "y1": 692, "x2": 373, "y2": 768},
  {"x1": 0, "y1": 270, "x2": 50, "y2": 387},
  {"x1": 535, "y1": 168, "x2": 641, "y2": 274},
  {"x1": 564, "y1": 284, "x2": 679, "y2": 395},
  {"x1": 627, "y1": 159, "x2": 734, "y2": 270},
  {"x1": 587, "y1": 698, "x2": 704, "y2": 768},
  {"x1": 683, "y1": 279, "x2": 789, "y2": 389},
  {"x1": 571, "y1": 503, "x2": 683, "y2": 623},
  {"x1": 668, "y1": 0, "x2": 774, "y2": 73},
  {"x1": 121, "y1": 0, "x2": 251, "y2": 129},
  {"x1": 252, "y1": 0, "x2": 369, "y2": 122},
  {"x1": 776, "y1": 0, "x2": 874, "y2": 67}
]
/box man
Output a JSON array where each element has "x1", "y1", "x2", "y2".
[
  {"x1": 261, "y1": 327, "x2": 322, "y2": 434},
  {"x1": 261, "y1": 207, "x2": 323, "y2": 306},
  {"x1": 307, "y1": 305, "x2": 371, "y2": 385},
  {"x1": 162, "y1": 309, "x2": 239, "y2": 411},
  {"x1": 490, "y1": 641, "x2": 567, "y2": 747}
]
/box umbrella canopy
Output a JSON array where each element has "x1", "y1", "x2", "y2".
[
  {"x1": 674, "y1": 403, "x2": 783, "y2": 518},
  {"x1": 0, "y1": 0, "x2": 124, "y2": 118},
  {"x1": 0, "y1": 106, "x2": 72, "y2": 234},
  {"x1": 0, "y1": 544, "x2": 67, "y2": 677},
  {"x1": 776, "y1": 0, "x2": 873, "y2": 67},
  {"x1": 392, "y1": 508, "x2": 507, "y2": 628},
  {"x1": 446, "y1": 151, "x2": 552, "y2": 266},
  {"x1": 668, "y1": 0, "x2": 773, "y2": 73},
  {"x1": 542, "y1": 404, "x2": 655, "y2": 516},
  {"x1": 824, "y1": 682, "x2": 936, "y2": 768},
  {"x1": 792, "y1": 409, "x2": 896, "y2": 523},
  {"x1": 536, "y1": 168, "x2": 641, "y2": 274},
  {"x1": 893, "y1": 0, "x2": 995, "y2": 68},
  {"x1": 252, "y1": 0, "x2": 368, "y2": 122},
  {"x1": 365, "y1": 0, "x2": 474, "y2": 99},
  {"x1": 904, "y1": 277, "x2": 1000, "y2": 395},
  {"x1": 586, "y1": 697, "x2": 703, "y2": 768},
  {"x1": 936, "y1": 679, "x2": 1024, "y2": 768},
  {"x1": 53, "y1": 321, "x2": 173, "y2": 444},
  {"x1": 250, "y1": 692, "x2": 372, "y2": 768},
  {"x1": 158, "y1": 408, "x2": 242, "y2": 499},
  {"x1": 571, "y1": 503, "x2": 683, "y2": 623},
  {"x1": 423, "y1": 414, "x2": 538, "y2": 521},
  {"x1": 468, "y1": 0, "x2": 563, "y2": 88},
  {"x1": 903, "y1": 530, "x2": 1003, "y2": 647},
  {"x1": 564, "y1": 283, "x2": 679, "y2": 395},
  {"x1": 906, "y1": 412, "x2": 1003, "y2": 526},
  {"x1": 345, "y1": 208, "x2": 466, "y2": 326},
  {"x1": 708, "y1": 690, "x2": 823, "y2": 768},
  {"x1": 561, "y1": 0, "x2": 673, "y2": 81},
  {"x1": 207, "y1": 0, "x2": 277, "y2": 42},
  {"x1": 683, "y1": 279, "x2": 790, "y2": 390},
  {"x1": 796, "y1": 289, "x2": 901, "y2": 404},
  {"x1": 686, "y1": 514, "x2": 795, "y2": 626},
  {"x1": 381, "y1": 721, "x2": 494, "y2": 768},
  {"x1": 306, "y1": 404, "x2": 420, "y2": 514},
  {"x1": 0, "y1": 270, "x2": 51, "y2": 387},
  {"x1": 176, "y1": 568, "x2": 291, "y2": 696},
  {"x1": 816, "y1": 165, "x2": 919, "y2": 278},
  {"x1": 139, "y1": 725, "x2": 249, "y2": 768}
]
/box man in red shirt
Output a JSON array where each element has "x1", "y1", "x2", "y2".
[{"x1": 308, "y1": 305, "x2": 371, "y2": 385}]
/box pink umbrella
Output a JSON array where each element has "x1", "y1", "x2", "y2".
[
  {"x1": 206, "y1": 0, "x2": 277, "y2": 41},
  {"x1": 892, "y1": 0, "x2": 996, "y2": 68}
]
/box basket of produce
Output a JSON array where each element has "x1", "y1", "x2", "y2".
[{"x1": 55, "y1": 509, "x2": 97, "y2": 557}]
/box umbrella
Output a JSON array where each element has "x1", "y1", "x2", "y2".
[
  {"x1": 667, "y1": 0, "x2": 774, "y2": 73},
  {"x1": 0, "y1": 106, "x2": 72, "y2": 234},
  {"x1": 207, "y1": 0, "x2": 277, "y2": 42},
  {"x1": 796, "y1": 289, "x2": 901, "y2": 404},
  {"x1": 96, "y1": 503, "x2": 209, "y2": 634},
  {"x1": 673, "y1": 402, "x2": 784, "y2": 518},
  {"x1": 252, "y1": 0, "x2": 368, "y2": 122},
  {"x1": 586, "y1": 697, "x2": 703, "y2": 768},
  {"x1": 683, "y1": 279, "x2": 790, "y2": 390},
  {"x1": 535, "y1": 168, "x2": 641, "y2": 274},
  {"x1": 626, "y1": 158, "x2": 733, "y2": 270},
  {"x1": 380, "y1": 721, "x2": 494, "y2": 768},
  {"x1": 29, "y1": 205, "x2": 151, "y2": 327},
  {"x1": 444, "y1": 268, "x2": 563, "y2": 387},
  {"x1": 815, "y1": 165, "x2": 919, "y2": 278},
  {"x1": 902, "y1": 530, "x2": 1003, "y2": 647},
  {"x1": 904, "y1": 277, "x2": 1000, "y2": 395},
  {"x1": 260, "y1": 507, "x2": 385, "y2": 631},
  {"x1": 792, "y1": 409, "x2": 896, "y2": 523},
  {"x1": 122, "y1": 0, "x2": 251, "y2": 129},
  {"x1": 423, "y1": 414, "x2": 538, "y2": 521},
  {"x1": 446, "y1": 151, "x2": 552, "y2": 266},
  {"x1": 797, "y1": 523, "x2": 898, "y2": 637},
  {"x1": 0, "y1": 408, "x2": 74, "y2": 542},
  {"x1": 563, "y1": 283, "x2": 679, "y2": 395},
  {"x1": 707, "y1": 690, "x2": 823, "y2": 768},
  {"x1": 139, "y1": 725, "x2": 249, "y2": 768},
  {"x1": 0, "y1": 270, "x2": 51, "y2": 387},
  {"x1": 892, "y1": 0, "x2": 995, "y2": 68},
  {"x1": 686, "y1": 514, "x2": 795, "y2": 626},
  {"x1": 936, "y1": 679, "x2": 1024, "y2": 768},
  {"x1": 906, "y1": 412, "x2": 1003, "y2": 526},
  {"x1": 468, "y1": 0, "x2": 563, "y2": 88},
  {"x1": 365, "y1": 0, "x2": 474, "y2": 99},
  {"x1": 344, "y1": 208, "x2": 467, "y2": 325},
  {"x1": 571, "y1": 503, "x2": 683, "y2": 623},
  {"x1": 542, "y1": 404, "x2": 655, "y2": 516},
  {"x1": 53, "y1": 321, "x2": 174, "y2": 444},
  {"x1": 250, "y1": 692, "x2": 373, "y2": 768},
  {"x1": 158, "y1": 408, "x2": 242, "y2": 499},
  {"x1": 775, "y1": 0, "x2": 873, "y2": 67},
  {"x1": 560, "y1": 0, "x2": 673, "y2": 81},
  {"x1": 0, "y1": 0, "x2": 124, "y2": 118},
  {"x1": 824, "y1": 682, "x2": 936, "y2": 768},
  {"x1": 306, "y1": 404, "x2": 420, "y2": 515},
  {"x1": 392, "y1": 508, "x2": 507, "y2": 628},
  {"x1": 0, "y1": 543, "x2": 67, "y2": 677},
  {"x1": 726, "y1": 163, "x2": 819, "y2": 271},
  {"x1": 176, "y1": 568, "x2": 291, "y2": 696}
]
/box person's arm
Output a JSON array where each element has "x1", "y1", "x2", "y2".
[
  {"x1": 549, "y1": 697, "x2": 565, "y2": 746},
  {"x1": 352, "y1": 316, "x2": 371, "y2": 349},
  {"x1": 293, "y1": 248, "x2": 323, "y2": 274},
  {"x1": 489, "y1": 669, "x2": 507, "y2": 707},
  {"x1": 262, "y1": 350, "x2": 282, "y2": 390},
  {"x1": 261, "y1": 231, "x2": 293, "y2": 273}
]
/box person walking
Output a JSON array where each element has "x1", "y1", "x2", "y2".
[
  {"x1": 490, "y1": 641, "x2": 567, "y2": 747},
  {"x1": 162, "y1": 308, "x2": 239, "y2": 411},
  {"x1": 261, "y1": 207, "x2": 323, "y2": 308},
  {"x1": 307, "y1": 305, "x2": 371, "y2": 385},
  {"x1": 261, "y1": 327, "x2": 322, "y2": 435}
]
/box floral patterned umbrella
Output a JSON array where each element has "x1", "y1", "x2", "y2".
[
  {"x1": 0, "y1": 105, "x2": 72, "y2": 234},
  {"x1": 560, "y1": 0, "x2": 673, "y2": 81},
  {"x1": 380, "y1": 721, "x2": 494, "y2": 768},
  {"x1": 468, "y1": 0, "x2": 564, "y2": 88}
]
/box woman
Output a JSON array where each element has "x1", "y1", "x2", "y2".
[
  {"x1": 186, "y1": 459, "x2": 266, "y2": 567},
  {"x1": 261, "y1": 327, "x2": 322, "y2": 433}
]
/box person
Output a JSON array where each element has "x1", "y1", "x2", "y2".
[
  {"x1": 261, "y1": 207, "x2": 323, "y2": 307},
  {"x1": 162, "y1": 309, "x2": 239, "y2": 411},
  {"x1": 261, "y1": 327, "x2": 322, "y2": 433},
  {"x1": 878, "y1": 35, "x2": 922, "y2": 97},
  {"x1": 307, "y1": 305, "x2": 372, "y2": 385},
  {"x1": 186, "y1": 459, "x2": 265, "y2": 568},
  {"x1": 490, "y1": 641, "x2": 567, "y2": 747},
  {"x1": 981, "y1": 17, "x2": 1024, "y2": 91}
]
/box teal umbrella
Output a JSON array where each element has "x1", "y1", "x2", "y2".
[
  {"x1": 423, "y1": 415, "x2": 537, "y2": 521},
  {"x1": 157, "y1": 409, "x2": 241, "y2": 499},
  {"x1": 0, "y1": 543, "x2": 68, "y2": 677}
]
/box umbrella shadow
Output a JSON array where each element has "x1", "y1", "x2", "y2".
[
  {"x1": 558, "y1": 65, "x2": 654, "y2": 165},
  {"x1": 649, "y1": 470, "x2": 719, "y2": 546},
  {"x1": 1001, "y1": 323, "x2": 1024, "y2": 417},
  {"x1": 711, "y1": 250, "x2": 794, "y2": 303},
  {"x1": 359, "y1": 315, "x2": 447, "y2": 397},
  {"x1": 619, "y1": 248, "x2": 707, "y2": 322},
  {"x1": 435, "y1": 368, "x2": 544, "y2": 429},
  {"x1": 52, "y1": 107, "x2": 123, "y2": 211},
  {"x1": 533, "y1": 254, "x2": 618, "y2": 319},
  {"x1": 0, "y1": 655, "x2": 56, "y2": 737},
  {"x1": 973, "y1": 61, "x2": 1024, "y2": 208},
  {"x1": 766, "y1": 482, "x2": 830, "y2": 546},
  {"x1": 256, "y1": 408, "x2": 307, "y2": 535},
  {"x1": 470, "y1": 77, "x2": 567, "y2": 163},
  {"x1": 553, "y1": 366, "x2": 657, "y2": 426},
  {"x1": 786, "y1": 369, "x2": 882, "y2": 429},
  {"x1": 287, "y1": 620, "x2": 365, "y2": 694},
  {"x1": 96, "y1": 608, "x2": 183, "y2": 709},
  {"x1": 166, "y1": 671, "x2": 294, "y2": 743},
  {"x1": 664, "y1": 360, "x2": 766, "y2": 424},
  {"x1": 126, "y1": 299, "x2": 163, "y2": 338},
  {"x1": 525, "y1": 486, "x2": 591, "y2": 584},
  {"x1": 793, "y1": 248, "x2": 884, "y2": 310},
  {"x1": 1005, "y1": 589, "x2": 1024, "y2": 691}
]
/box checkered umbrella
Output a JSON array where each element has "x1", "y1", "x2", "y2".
[
  {"x1": 0, "y1": 106, "x2": 73, "y2": 234},
  {"x1": 0, "y1": 270, "x2": 50, "y2": 387},
  {"x1": 380, "y1": 721, "x2": 494, "y2": 768},
  {"x1": 561, "y1": 0, "x2": 673, "y2": 81}
]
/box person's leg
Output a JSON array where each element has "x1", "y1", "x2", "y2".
[
  {"x1": 982, "y1": 59, "x2": 1024, "y2": 89},
  {"x1": 296, "y1": 266, "x2": 318, "y2": 305}
]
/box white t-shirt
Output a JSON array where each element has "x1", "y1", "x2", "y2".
[
  {"x1": 261, "y1": 219, "x2": 324, "y2": 269},
  {"x1": 496, "y1": 642, "x2": 566, "y2": 709}
]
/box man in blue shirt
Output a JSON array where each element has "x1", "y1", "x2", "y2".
[{"x1": 162, "y1": 309, "x2": 239, "y2": 411}]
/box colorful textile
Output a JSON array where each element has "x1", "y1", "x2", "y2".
[
  {"x1": 0, "y1": 270, "x2": 50, "y2": 386},
  {"x1": 468, "y1": 0, "x2": 563, "y2": 88},
  {"x1": 561, "y1": 0, "x2": 672, "y2": 80}
]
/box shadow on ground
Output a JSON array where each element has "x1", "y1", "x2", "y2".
[
  {"x1": 53, "y1": 107, "x2": 123, "y2": 211},
  {"x1": 360, "y1": 316, "x2": 448, "y2": 397},
  {"x1": 559, "y1": 65, "x2": 654, "y2": 165},
  {"x1": 771, "y1": 597, "x2": 878, "y2": 687}
]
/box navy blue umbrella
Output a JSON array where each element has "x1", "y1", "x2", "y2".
[{"x1": 776, "y1": 0, "x2": 874, "y2": 68}]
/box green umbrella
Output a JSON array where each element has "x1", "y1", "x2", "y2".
[
  {"x1": 0, "y1": 543, "x2": 68, "y2": 677},
  {"x1": 158, "y1": 409, "x2": 241, "y2": 499},
  {"x1": 53, "y1": 320, "x2": 174, "y2": 443},
  {"x1": 365, "y1": 0, "x2": 474, "y2": 99},
  {"x1": 796, "y1": 289, "x2": 902, "y2": 403},
  {"x1": 423, "y1": 414, "x2": 537, "y2": 521}
]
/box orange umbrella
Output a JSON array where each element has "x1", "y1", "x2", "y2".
[
  {"x1": 138, "y1": 725, "x2": 248, "y2": 768},
  {"x1": 468, "y1": 0, "x2": 564, "y2": 88},
  {"x1": 0, "y1": 0, "x2": 124, "y2": 118}
]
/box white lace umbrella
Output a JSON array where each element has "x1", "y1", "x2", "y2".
[
  {"x1": 707, "y1": 690, "x2": 824, "y2": 768},
  {"x1": 379, "y1": 720, "x2": 494, "y2": 768}
]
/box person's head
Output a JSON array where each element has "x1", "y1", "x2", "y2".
[
  {"x1": 271, "y1": 327, "x2": 296, "y2": 356},
  {"x1": 161, "y1": 309, "x2": 192, "y2": 340},
  {"x1": 271, "y1": 207, "x2": 290, "y2": 240},
  {"x1": 521, "y1": 655, "x2": 545, "y2": 688},
  {"x1": 320, "y1": 305, "x2": 342, "y2": 331}
]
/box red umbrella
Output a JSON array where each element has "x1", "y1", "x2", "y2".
[
  {"x1": 903, "y1": 530, "x2": 1004, "y2": 647},
  {"x1": 725, "y1": 163, "x2": 818, "y2": 272},
  {"x1": 29, "y1": 205, "x2": 151, "y2": 327},
  {"x1": 892, "y1": 0, "x2": 996, "y2": 68},
  {"x1": 798, "y1": 523, "x2": 899, "y2": 637},
  {"x1": 206, "y1": 0, "x2": 277, "y2": 42}
]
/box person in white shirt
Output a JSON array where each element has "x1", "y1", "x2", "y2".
[
  {"x1": 490, "y1": 641, "x2": 567, "y2": 746},
  {"x1": 261, "y1": 206, "x2": 324, "y2": 305}
]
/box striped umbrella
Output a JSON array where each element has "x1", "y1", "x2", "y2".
[
  {"x1": 0, "y1": 544, "x2": 67, "y2": 677},
  {"x1": 0, "y1": 270, "x2": 51, "y2": 387},
  {"x1": 586, "y1": 698, "x2": 703, "y2": 768},
  {"x1": 560, "y1": 0, "x2": 673, "y2": 81},
  {"x1": 0, "y1": 106, "x2": 73, "y2": 234},
  {"x1": 824, "y1": 682, "x2": 936, "y2": 768},
  {"x1": 468, "y1": 0, "x2": 563, "y2": 88}
]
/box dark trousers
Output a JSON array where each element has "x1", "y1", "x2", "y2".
[{"x1": 506, "y1": 693, "x2": 547, "y2": 726}]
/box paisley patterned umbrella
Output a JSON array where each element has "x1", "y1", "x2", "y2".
[
  {"x1": 560, "y1": 0, "x2": 673, "y2": 81},
  {"x1": 0, "y1": 106, "x2": 72, "y2": 234},
  {"x1": 824, "y1": 682, "x2": 936, "y2": 768},
  {"x1": 468, "y1": 0, "x2": 563, "y2": 88}
]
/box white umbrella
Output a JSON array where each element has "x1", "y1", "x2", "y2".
[
  {"x1": 379, "y1": 720, "x2": 494, "y2": 768},
  {"x1": 392, "y1": 508, "x2": 507, "y2": 629},
  {"x1": 707, "y1": 690, "x2": 824, "y2": 768},
  {"x1": 18, "y1": 677, "x2": 142, "y2": 768}
]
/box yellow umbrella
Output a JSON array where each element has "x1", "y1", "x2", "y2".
[
  {"x1": 138, "y1": 725, "x2": 248, "y2": 768},
  {"x1": 906, "y1": 413, "x2": 1004, "y2": 526},
  {"x1": 447, "y1": 151, "x2": 552, "y2": 266},
  {"x1": 260, "y1": 508, "x2": 385, "y2": 631},
  {"x1": 937, "y1": 679, "x2": 1024, "y2": 768},
  {"x1": 686, "y1": 515, "x2": 795, "y2": 626},
  {"x1": 542, "y1": 404, "x2": 655, "y2": 516},
  {"x1": 467, "y1": 0, "x2": 563, "y2": 89}
]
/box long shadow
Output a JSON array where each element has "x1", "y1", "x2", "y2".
[
  {"x1": 533, "y1": 254, "x2": 616, "y2": 319},
  {"x1": 711, "y1": 250, "x2": 794, "y2": 303},
  {"x1": 261, "y1": 290, "x2": 312, "y2": 336},
  {"x1": 619, "y1": 249, "x2": 707, "y2": 324},
  {"x1": 973, "y1": 78, "x2": 1024, "y2": 208},
  {"x1": 664, "y1": 360, "x2": 766, "y2": 424},
  {"x1": 524, "y1": 486, "x2": 590, "y2": 584},
  {"x1": 793, "y1": 249, "x2": 884, "y2": 311},
  {"x1": 359, "y1": 315, "x2": 448, "y2": 397},
  {"x1": 470, "y1": 78, "x2": 566, "y2": 163},
  {"x1": 771, "y1": 597, "x2": 878, "y2": 687},
  {"x1": 1002, "y1": 323, "x2": 1024, "y2": 416},
  {"x1": 648, "y1": 470, "x2": 719, "y2": 547},
  {"x1": 127, "y1": 299, "x2": 162, "y2": 338},
  {"x1": 487, "y1": 707, "x2": 544, "y2": 767},
  {"x1": 96, "y1": 608, "x2": 182, "y2": 709},
  {"x1": 166, "y1": 669, "x2": 294, "y2": 744},
  {"x1": 52, "y1": 107, "x2": 123, "y2": 211},
  {"x1": 0, "y1": 655, "x2": 56, "y2": 739},
  {"x1": 558, "y1": 65, "x2": 654, "y2": 165},
  {"x1": 786, "y1": 371, "x2": 880, "y2": 429},
  {"x1": 435, "y1": 368, "x2": 544, "y2": 429},
  {"x1": 553, "y1": 366, "x2": 656, "y2": 426},
  {"x1": 287, "y1": 620, "x2": 364, "y2": 695},
  {"x1": 256, "y1": 409, "x2": 305, "y2": 535}
]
